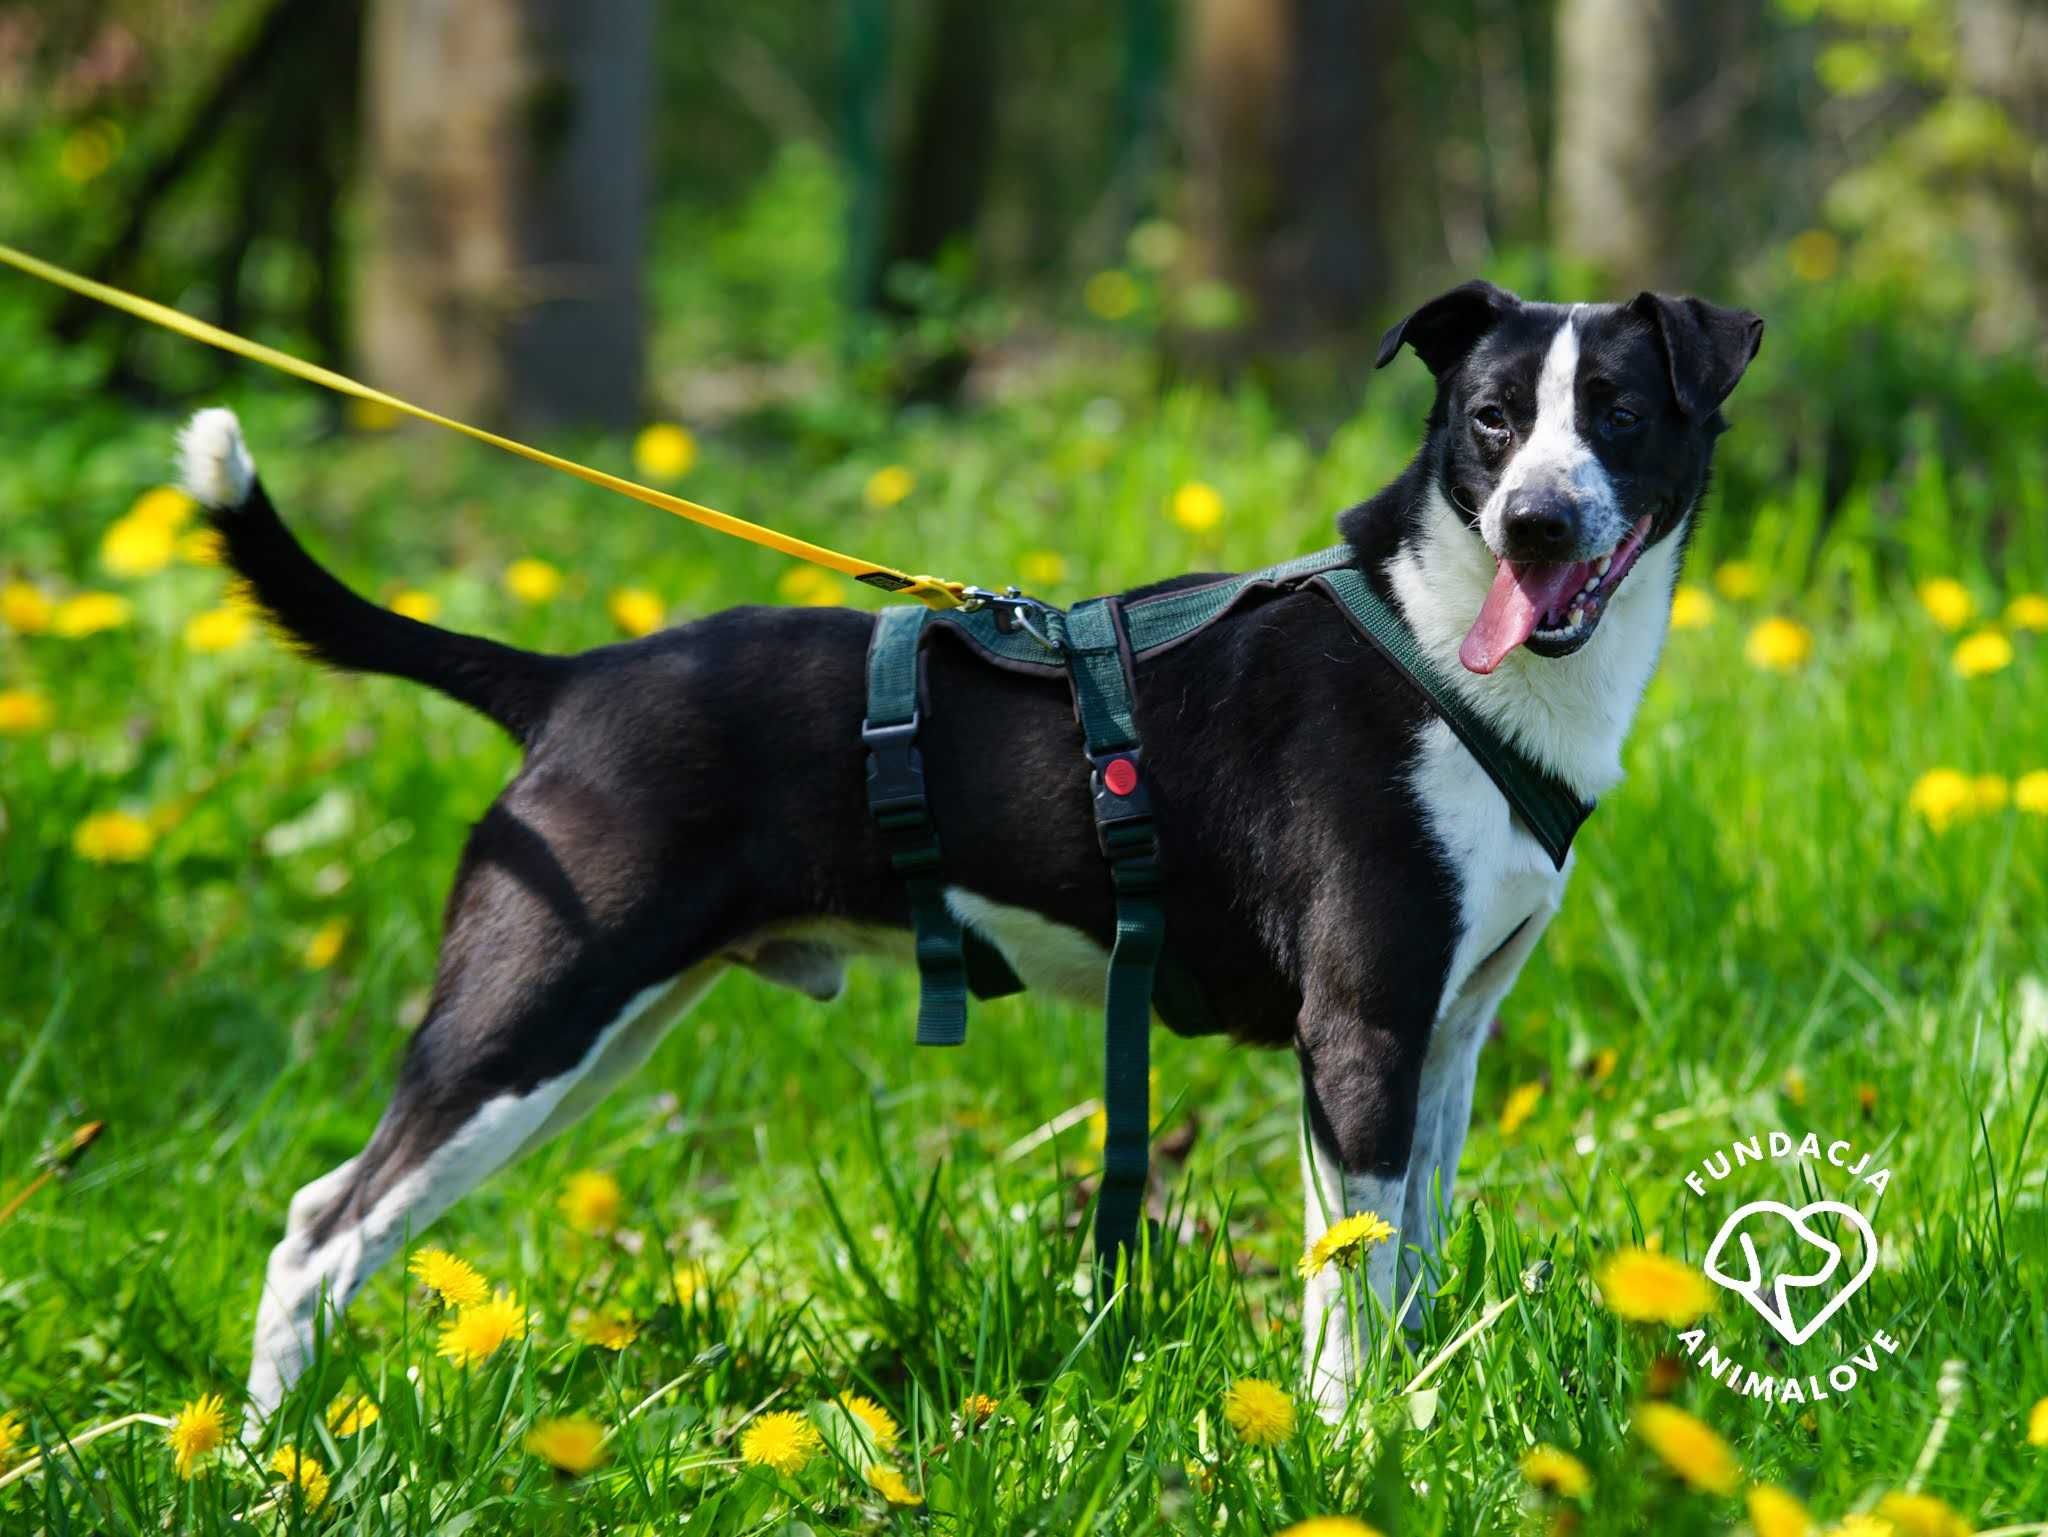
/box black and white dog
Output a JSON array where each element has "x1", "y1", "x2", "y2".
[{"x1": 180, "y1": 281, "x2": 1760, "y2": 1423}]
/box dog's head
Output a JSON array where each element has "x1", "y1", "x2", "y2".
[{"x1": 1378, "y1": 282, "x2": 1763, "y2": 675}]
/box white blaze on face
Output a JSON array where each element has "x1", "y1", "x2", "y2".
[{"x1": 1476, "y1": 312, "x2": 1622, "y2": 557}]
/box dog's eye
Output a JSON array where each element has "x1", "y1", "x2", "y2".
[
  {"x1": 1471, "y1": 405, "x2": 1508, "y2": 436},
  {"x1": 1606, "y1": 405, "x2": 1641, "y2": 432}
]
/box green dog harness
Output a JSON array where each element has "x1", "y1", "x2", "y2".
[{"x1": 861, "y1": 546, "x2": 1593, "y2": 1269}]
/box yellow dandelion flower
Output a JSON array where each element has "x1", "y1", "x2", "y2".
[
  {"x1": 165, "y1": 1392, "x2": 227, "y2": 1479},
  {"x1": 838, "y1": 1393, "x2": 899, "y2": 1450},
  {"x1": 524, "y1": 1415, "x2": 608, "y2": 1475},
  {"x1": 1952, "y1": 628, "x2": 2013, "y2": 679},
  {"x1": 1714, "y1": 561, "x2": 1761, "y2": 601},
  {"x1": 0, "y1": 689, "x2": 52, "y2": 734},
  {"x1": 864, "y1": 465, "x2": 916, "y2": 509},
  {"x1": 2007, "y1": 593, "x2": 2048, "y2": 632},
  {"x1": 1084, "y1": 269, "x2": 1141, "y2": 321},
  {"x1": 3, "y1": 581, "x2": 54, "y2": 633},
  {"x1": 960, "y1": 1392, "x2": 1001, "y2": 1426},
  {"x1": 130, "y1": 486, "x2": 197, "y2": 531},
  {"x1": 1749, "y1": 1484, "x2": 1816, "y2": 1537},
  {"x1": 179, "y1": 529, "x2": 224, "y2": 566},
  {"x1": 558, "y1": 1169, "x2": 623, "y2": 1233},
  {"x1": 505, "y1": 558, "x2": 562, "y2": 604},
  {"x1": 185, "y1": 604, "x2": 255, "y2": 654},
  {"x1": 777, "y1": 566, "x2": 847, "y2": 607},
  {"x1": 739, "y1": 1409, "x2": 820, "y2": 1476},
  {"x1": 268, "y1": 1445, "x2": 330, "y2": 1511},
  {"x1": 1017, "y1": 549, "x2": 1067, "y2": 587},
  {"x1": 1498, "y1": 1079, "x2": 1545, "y2": 1136},
  {"x1": 1872, "y1": 1492, "x2": 1970, "y2": 1537},
  {"x1": 390, "y1": 589, "x2": 440, "y2": 623},
  {"x1": 1633, "y1": 1402, "x2": 1738, "y2": 1495},
  {"x1": 633, "y1": 423, "x2": 698, "y2": 482},
  {"x1": 1597, "y1": 1247, "x2": 1715, "y2": 1326},
  {"x1": 671, "y1": 1258, "x2": 709, "y2": 1305},
  {"x1": 1586, "y1": 1046, "x2": 1620, "y2": 1084},
  {"x1": 1857, "y1": 1081, "x2": 1878, "y2": 1114},
  {"x1": 436, "y1": 1289, "x2": 526, "y2": 1367},
  {"x1": 1275, "y1": 1520, "x2": 1383, "y2": 1537},
  {"x1": 302, "y1": 918, "x2": 349, "y2": 971},
  {"x1": 1908, "y1": 768, "x2": 1975, "y2": 833},
  {"x1": 346, "y1": 398, "x2": 403, "y2": 433},
  {"x1": 325, "y1": 1391, "x2": 380, "y2": 1437},
  {"x1": 1917, "y1": 578, "x2": 1974, "y2": 631},
  {"x1": 1297, "y1": 1210, "x2": 1396, "y2": 1279},
  {"x1": 2013, "y1": 771, "x2": 2048, "y2": 816},
  {"x1": 1170, "y1": 481, "x2": 1224, "y2": 533},
  {"x1": 2027, "y1": 1395, "x2": 2048, "y2": 1445},
  {"x1": 575, "y1": 1311, "x2": 641, "y2": 1351},
  {"x1": 73, "y1": 810, "x2": 155, "y2": 864},
  {"x1": 1786, "y1": 229, "x2": 1841, "y2": 284},
  {"x1": 0, "y1": 1410, "x2": 25, "y2": 1469},
  {"x1": 1782, "y1": 1065, "x2": 1809, "y2": 1106},
  {"x1": 1221, "y1": 1378, "x2": 1295, "y2": 1447},
  {"x1": 1826, "y1": 1517, "x2": 1894, "y2": 1537},
  {"x1": 101, "y1": 515, "x2": 175, "y2": 578},
  {"x1": 1746, "y1": 617, "x2": 1813, "y2": 671},
  {"x1": 1669, "y1": 584, "x2": 1715, "y2": 630},
  {"x1": 867, "y1": 1464, "x2": 924, "y2": 1505},
  {"x1": 409, "y1": 1247, "x2": 489, "y2": 1308},
  {"x1": 1520, "y1": 1444, "x2": 1591, "y2": 1499},
  {"x1": 608, "y1": 587, "x2": 665, "y2": 637},
  {"x1": 1970, "y1": 774, "x2": 2009, "y2": 813},
  {"x1": 52, "y1": 591, "x2": 132, "y2": 637}
]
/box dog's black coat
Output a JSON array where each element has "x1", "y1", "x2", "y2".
[{"x1": 209, "y1": 284, "x2": 1759, "y2": 1268}]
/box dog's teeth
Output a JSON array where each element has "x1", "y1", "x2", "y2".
[
  {"x1": 1585, "y1": 573, "x2": 1600, "y2": 591},
  {"x1": 1570, "y1": 607, "x2": 1585, "y2": 628},
  {"x1": 1596, "y1": 555, "x2": 1612, "y2": 576}
]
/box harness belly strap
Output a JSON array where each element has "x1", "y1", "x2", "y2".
[
  {"x1": 1058, "y1": 598, "x2": 1164, "y2": 1271},
  {"x1": 863, "y1": 607, "x2": 1023, "y2": 1045}
]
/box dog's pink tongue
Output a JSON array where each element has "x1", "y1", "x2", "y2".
[{"x1": 1459, "y1": 559, "x2": 1584, "y2": 674}]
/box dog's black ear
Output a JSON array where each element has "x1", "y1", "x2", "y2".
[
  {"x1": 1375, "y1": 280, "x2": 1519, "y2": 375},
  {"x1": 1628, "y1": 293, "x2": 1765, "y2": 419}
]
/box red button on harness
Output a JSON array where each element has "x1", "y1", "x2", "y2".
[{"x1": 1102, "y1": 756, "x2": 1139, "y2": 797}]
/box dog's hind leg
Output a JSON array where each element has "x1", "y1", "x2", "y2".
[
  {"x1": 245, "y1": 964, "x2": 718, "y2": 1425},
  {"x1": 244, "y1": 784, "x2": 739, "y2": 1428}
]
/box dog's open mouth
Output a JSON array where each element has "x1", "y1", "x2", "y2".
[{"x1": 1459, "y1": 516, "x2": 1653, "y2": 674}]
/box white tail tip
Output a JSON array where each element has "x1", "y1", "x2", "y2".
[{"x1": 178, "y1": 407, "x2": 255, "y2": 507}]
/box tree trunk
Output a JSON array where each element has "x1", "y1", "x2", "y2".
[
  {"x1": 1552, "y1": 0, "x2": 1670, "y2": 286},
  {"x1": 1180, "y1": 0, "x2": 1394, "y2": 363},
  {"x1": 359, "y1": 0, "x2": 651, "y2": 427}
]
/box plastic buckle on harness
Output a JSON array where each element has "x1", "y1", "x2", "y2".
[
  {"x1": 862, "y1": 715, "x2": 928, "y2": 826},
  {"x1": 1089, "y1": 748, "x2": 1156, "y2": 870}
]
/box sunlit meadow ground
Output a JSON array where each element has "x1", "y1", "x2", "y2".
[{"x1": 3, "y1": 358, "x2": 2047, "y2": 1535}]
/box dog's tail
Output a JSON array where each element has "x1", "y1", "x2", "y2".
[{"x1": 178, "y1": 408, "x2": 568, "y2": 744}]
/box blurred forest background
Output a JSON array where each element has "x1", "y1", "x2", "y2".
[{"x1": 1, "y1": 0, "x2": 2045, "y2": 569}]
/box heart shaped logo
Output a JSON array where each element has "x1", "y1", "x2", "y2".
[{"x1": 1701, "y1": 1199, "x2": 1877, "y2": 1346}]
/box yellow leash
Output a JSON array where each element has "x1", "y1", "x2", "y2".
[{"x1": 0, "y1": 242, "x2": 968, "y2": 610}]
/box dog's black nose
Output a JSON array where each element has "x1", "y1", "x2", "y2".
[{"x1": 1501, "y1": 491, "x2": 1579, "y2": 560}]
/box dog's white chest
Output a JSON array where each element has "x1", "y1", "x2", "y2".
[{"x1": 1407, "y1": 719, "x2": 1570, "y2": 1005}]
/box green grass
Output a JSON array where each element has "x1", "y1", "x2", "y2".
[{"x1": 3, "y1": 367, "x2": 2047, "y2": 1537}]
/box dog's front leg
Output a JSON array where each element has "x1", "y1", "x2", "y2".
[{"x1": 1295, "y1": 1001, "x2": 1429, "y2": 1423}]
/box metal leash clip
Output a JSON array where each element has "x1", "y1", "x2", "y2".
[{"x1": 959, "y1": 585, "x2": 1062, "y2": 652}]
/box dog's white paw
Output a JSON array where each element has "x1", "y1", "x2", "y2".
[{"x1": 178, "y1": 407, "x2": 255, "y2": 508}]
